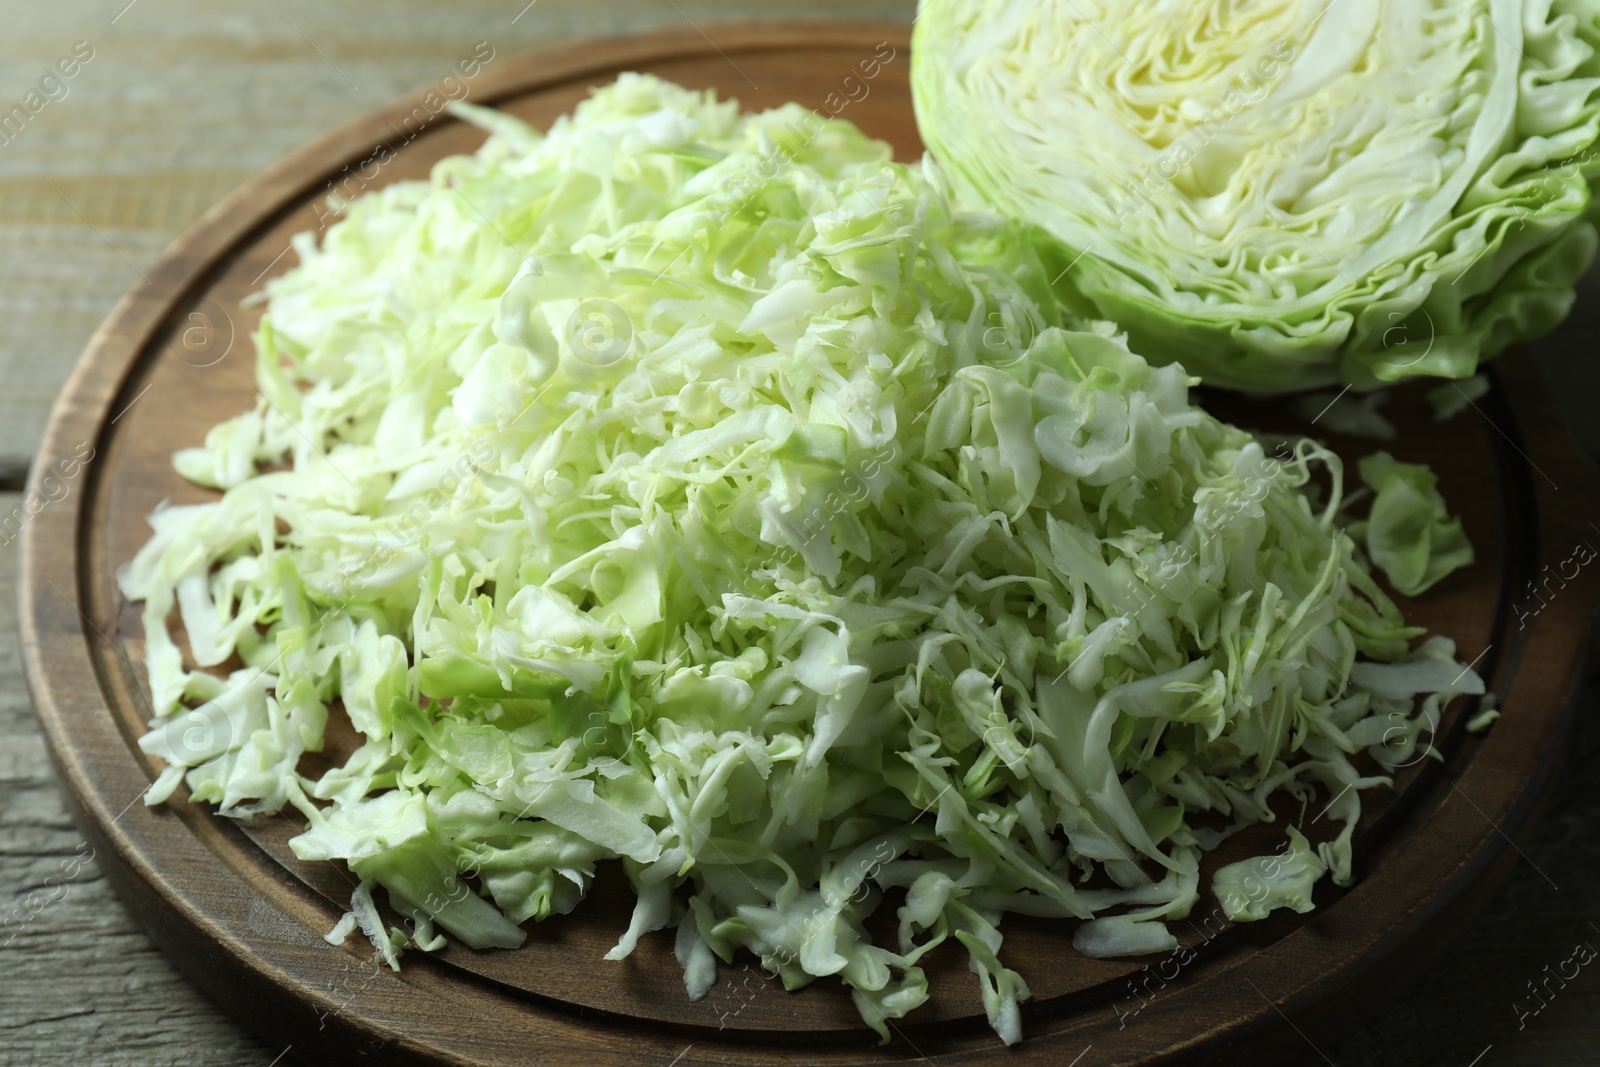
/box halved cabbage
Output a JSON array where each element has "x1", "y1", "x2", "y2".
[{"x1": 913, "y1": 0, "x2": 1600, "y2": 390}]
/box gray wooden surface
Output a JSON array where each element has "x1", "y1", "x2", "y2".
[{"x1": 1, "y1": 2, "x2": 1597, "y2": 1065}]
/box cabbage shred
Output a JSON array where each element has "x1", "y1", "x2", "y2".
[{"x1": 121, "y1": 76, "x2": 1482, "y2": 1045}]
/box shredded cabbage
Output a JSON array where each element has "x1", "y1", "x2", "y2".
[
  {"x1": 121, "y1": 75, "x2": 1483, "y2": 1045},
  {"x1": 1351, "y1": 451, "x2": 1476, "y2": 595},
  {"x1": 1427, "y1": 373, "x2": 1491, "y2": 421},
  {"x1": 912, "y1": 0, "x2": 1600, "y2": 390}
]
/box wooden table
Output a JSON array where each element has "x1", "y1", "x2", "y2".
[{"x1": 1, "y1": 3, "x2": 1596, "y2": 1064}]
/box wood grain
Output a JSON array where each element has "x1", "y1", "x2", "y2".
[{"x1": 7, "y1": 10, "x2": 1600, "y2": 1067}]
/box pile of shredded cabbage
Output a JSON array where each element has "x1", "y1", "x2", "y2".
[{"x1": 121, "y1": 76, "x2": 1482, "y2": 1045}]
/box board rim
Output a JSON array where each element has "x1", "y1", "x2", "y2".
[{"x1": 17, "y1": 22, "x2": 1600, "y2": 1066}]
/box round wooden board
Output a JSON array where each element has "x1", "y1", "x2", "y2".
[{"x1": 18, "y1": 22, "x2": 1600, "y2": 1067}]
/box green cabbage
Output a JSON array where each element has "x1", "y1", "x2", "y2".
[
  {"x1": 1213, "y1": 826, "x2": 1326, "y2": 922},
  {"x1": 120, "y1": 75, "x2": 1481, "y2": 1045},
  {"x1": 912, "y1": 0, "x2": 1600, "y2": 390},
  {"x1": 1351, "y1": 451, "x2": 1475, "y2": 595}
]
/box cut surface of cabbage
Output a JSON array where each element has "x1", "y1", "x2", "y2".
[{"x1": 913, "y1": 0, "x2": 1600, "y2": 390}]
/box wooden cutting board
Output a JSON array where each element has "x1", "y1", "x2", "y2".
[{"x1": 18, "y1": 22, "x2": 1600, "y2": 1067}]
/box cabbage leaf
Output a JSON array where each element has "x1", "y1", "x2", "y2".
[{"x1": 1351, "y1": 451, "x2": 1475, "y2": 595}]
